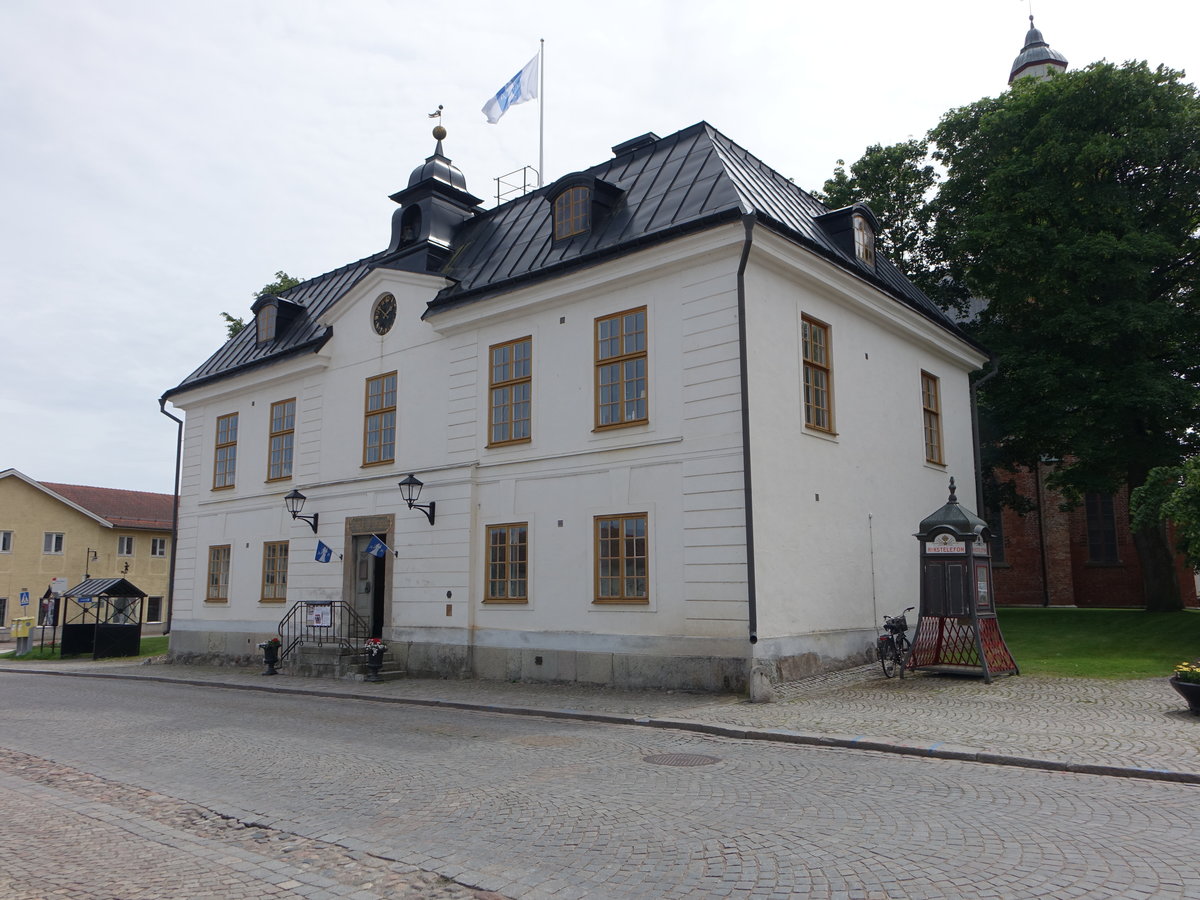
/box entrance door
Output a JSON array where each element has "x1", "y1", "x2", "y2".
[{"x1": 352, "y1": 534, "x2": 387, "y2": 639}]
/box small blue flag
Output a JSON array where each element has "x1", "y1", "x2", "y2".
[
  {"x1": 315, "y1": 541, "x2": 333, "y2": 564},
  {"x1": 482, "y1": 53, "x2": 539, "y2": 124},
  {"x1": 364, "y1": 536, "x2": 387, "y2": 558}
]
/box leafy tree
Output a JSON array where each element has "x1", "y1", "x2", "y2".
[
  {"x1": 816, "y1": 140, "x2": 938, "y2": 285},
  {"x1": 219, "y1": 311, "x2": 245, "y2": 339},
  {"x1": 930, "y1": 62, "x2": 1200, "y2": 611},
  {"x1": 257, "y1": 270, "x2": 302, "y2": 297},
  {"x1": 219, "y1": 271, "x2": 303, "y2": 340}
]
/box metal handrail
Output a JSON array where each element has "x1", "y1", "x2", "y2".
[{"x1": 278, "y1": 601, "x2": 369, "y2": 660}]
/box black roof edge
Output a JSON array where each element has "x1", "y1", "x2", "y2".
[
  {"x1": 160, "y1": 331, "x2": 333, "y2": 402},
  {"x1": 752, "y1": 211, "x2": 985, "y2": 352},
  {"x1": 421, "y1": 207, "x2": 745, "y2": 320}
]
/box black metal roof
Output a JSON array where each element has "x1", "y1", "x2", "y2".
[
  {"x1": 63, "y1": 577, "x2": 147, "y2": 598},
  {"x1": 164, "y1": 122, "x2": 971, "y2": 399}
]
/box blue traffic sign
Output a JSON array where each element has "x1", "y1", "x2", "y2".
[{"x1": 19, "y1": 590, "x2": 30, "y2": 606}]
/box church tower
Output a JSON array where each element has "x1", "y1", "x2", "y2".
[{"x1": 1008, "y1": 15, "x2": 1068, "y2": 84}]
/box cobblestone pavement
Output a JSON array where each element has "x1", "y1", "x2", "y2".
[
  {"x1": 2, "y1": 673, "x2": 1199, "y2": 899},
  {"x1": 0, "y1": 746, "x2": 504, "y2": 900},
  {"x1": 4, "y1": 655, "x2": 1196, "y2": 781}
]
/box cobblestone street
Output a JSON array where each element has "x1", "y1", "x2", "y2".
[
  {"x1": 0, "y1": 747, "x2": 501, "y2": 900},
  {"x1": 2, "y1": 671, "x2": 1199, "y2": 898}
]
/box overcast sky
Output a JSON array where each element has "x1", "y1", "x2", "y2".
[{"x1": 2, "y1": 0, "x2": 1197, "y2": 495}]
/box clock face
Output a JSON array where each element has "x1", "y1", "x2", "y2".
[{"x1": 372, "y1": 294, "x2": 396, "y2": 335}]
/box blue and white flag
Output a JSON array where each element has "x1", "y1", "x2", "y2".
[
  {"x1": 364, "y1": 536, "x2": 388, "y2": 559},
  {"x1": 482, "y1": 53, "x2": 539, "y2": 124},
  {"x1": 315, "y1": 541, "x2": 333, "y2": 564}
]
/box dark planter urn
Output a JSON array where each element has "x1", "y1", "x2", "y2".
[
  {"x1": 1169, "y1": 677, "x2": 1200, "y2": 715},
  {"x1": 258, "y1": 642, "x2": 280, "y2": 677},
  {"x1": 365, "y1": 648, "x2": 386, "y2": 683}
]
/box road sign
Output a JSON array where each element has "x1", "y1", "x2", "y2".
[
  {"x1": 19, "y1": 590, "x2": 30, "y2": 606},
  {"x1": 76, "y1": 597, "x2": 94, "y2": 606}
]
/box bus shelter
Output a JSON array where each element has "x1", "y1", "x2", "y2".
[{"x1": 61, "y1": 578, "x2": 146, "y2": 659}]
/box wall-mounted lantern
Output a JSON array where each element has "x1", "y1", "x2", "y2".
[
  {"x1": 398, "y1": 474, "x2": 436, "y2": 526},
  {"x1": 283, "y1": 489, "x2": 319, "y2": 534}
]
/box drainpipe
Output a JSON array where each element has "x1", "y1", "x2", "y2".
[
  {"x1": 970, "y1": 354, "x2": 999, "y2": 515},
  {"x1": 736, "y1": 214, "x2": 758, "y2": 650},
  {"x1": 158, "y1": 398, "x2": 183, "y2": 636}
]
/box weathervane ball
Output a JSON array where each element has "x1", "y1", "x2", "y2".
[{"x1": 432, "y1": 124, "x2": 447, "y2": 141}]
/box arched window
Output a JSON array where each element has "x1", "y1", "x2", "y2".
[
  {"x1": 554, "y1": 186, "x2": 591, "y2": 240},
  {"x1": 399, "y1": 206, "x2": 422, "y2": 244},
  {"x1": 256, "y1": 303, "x2": 277, "y2": 343},
  {"x1": 852, "y1": 213, "x2": 875, "y2": 266}
]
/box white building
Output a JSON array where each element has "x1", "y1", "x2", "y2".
[{"x1": 162, "y1": 123, "x2": 987, "y2": 691}]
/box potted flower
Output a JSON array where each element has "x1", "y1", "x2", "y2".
[
  {"x1": 257, "y1": 636, "x2": 281, "y2": 677},
  {"x1": 363, "y1": 637, "x2": 387, "y2": 682},
  {"x1": 1169, "y1": 660, "x2": 1200, "y2": 715}
]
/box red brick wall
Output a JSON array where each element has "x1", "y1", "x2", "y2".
[{"x1": 989, "y1": 465, "x2": 1198, "y2": 609}]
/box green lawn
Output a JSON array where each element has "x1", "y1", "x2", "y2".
[
  {"x1": 997, "y1": 608, "x2": 1200, "y2": 678},
  {"x1": 4, "y1": 634, "x2": 169, "y2": 662}
]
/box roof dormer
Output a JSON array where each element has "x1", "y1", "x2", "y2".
[
  {"x1": 815, "y1": 203, "x2": 880, "y2": 271},
  {"x1": 251, "y1": 293, "x2": 303, "y2": 344},
  {"x1": 545, "y1": 174, "x2": 623, "y2": 243}
]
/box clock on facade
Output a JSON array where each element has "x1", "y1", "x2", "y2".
[{"x1": 372, "y1": 293, "x2": 396, "y2": 335}]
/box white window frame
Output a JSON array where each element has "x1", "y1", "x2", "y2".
[
  {"x1": 43, "y1": 532, "x2": 64, "y2": 555},
  {"x1": 151, "y1": 537, "x2": 167, "y2": 557},
  {"x1": 118, "y1": 535, "x2": 134, "y2": 556},
  {"x1": 0, "y1": 531, "x2": 11, "y2": 553}
]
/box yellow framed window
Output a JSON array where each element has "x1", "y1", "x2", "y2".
[
  {"x1": 213, "y1": 412, "x2": 239, "y2": 489},
  {"x1": 363, "y1": 372, "x2": 397, "y2": 466},
  {"x1": 921, "y1": 371, "x2": 944, "y2": 465},
  {"x1": 594, "y1": 514, "x2": 648, "y2": 603},
  {"x1": 554, "y1": 186, "x2": 590, "y2": 239},
  {"x1": 268, "y1": 398, "x2": 296, "y2": 481},
  {"x1": 801, "y1": 316, "x2": 833, "y2": 432},
  {"x1": 261, "y1": 541, "x2": 289, "y2": 602},
  {"x1": 206, "y1": 545, "x2": 231, "y2": 603},
  {"x1": 489, "y1": 338, "x2": 532, "y2": 446},
  {"x1": 485, "y1": 523, "x2": 528, "y2": 603},
  {"x1": 595, "y1": 307, "x2": 648, "y2": 429}
]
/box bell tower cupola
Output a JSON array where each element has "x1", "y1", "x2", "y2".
[
  {"x1": 386, "y1": 124, "x2": 482, "y2": 273},
  {"x1": 1009, "y1": 15, "x2": 1068, "y2": 85}
]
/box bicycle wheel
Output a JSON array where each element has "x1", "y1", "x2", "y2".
[
  {"x1": 879, "y1": 639, "x2": 898, "y2": 678},
  {"x1": 896, "y1": 635, "x2": 911, "y2": 679}
]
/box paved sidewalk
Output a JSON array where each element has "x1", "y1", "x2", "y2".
[{"x1": 2, "y1": 653, "x2": 1198, "y2": 784}]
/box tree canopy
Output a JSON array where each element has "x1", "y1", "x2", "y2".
[
  {"x1": 220, "y1": 270, "x2": 304, "y2": 339},
  {"x1": 822, "y1": 61, "x2": 1200, "y2": 610}
]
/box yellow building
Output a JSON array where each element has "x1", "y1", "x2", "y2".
[{"x1": 0, "y1": 469, "x2": 174, "y2": 636}]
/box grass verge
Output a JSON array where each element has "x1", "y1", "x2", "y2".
[
  {"x1": 4, "y1": 635, "x2": 169, "y2": 662},
  {"x1": 997, "y1": 607, "x2": 1200, "y2": 679}
]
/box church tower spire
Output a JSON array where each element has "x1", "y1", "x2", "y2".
[{"x1": 1009, "y1": 15, "x2": 1068, "y2": 85}]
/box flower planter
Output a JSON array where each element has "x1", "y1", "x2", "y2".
[
  {"x1": 258, "y1": 641, "x2": 281, "y2": 676},
  {"x1": 1169, "y1": 676, "x2": 1200, "y2": 715},
  {"x1": 364, "y1": 647, "x2": 385, "y2": 682}
]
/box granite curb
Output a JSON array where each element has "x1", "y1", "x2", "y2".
[{"x1": 5, "y1": 663, "x2": 1199, "y2": 787}]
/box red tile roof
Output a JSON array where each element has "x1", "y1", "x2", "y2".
[{"x1": 42, "y1": 482, "x2": 175, "y2": 530}]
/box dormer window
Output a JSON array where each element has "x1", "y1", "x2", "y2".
[
  {"x1": 251, "y1": 294, "x2": 302, "y2": 345},
  {"x1": 256, "y1": 303, "x2": 278, "y2": 343},
  {"x1": 554, "y1": 186, "x2": 591, "y2": 240},
  {"x1": 853, "y1": 213, "x2": 875, "y2": 267}
]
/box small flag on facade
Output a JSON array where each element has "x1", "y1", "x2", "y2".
[
  {"x1": 482, "y1": 54, "x2": 539, "y2": 124},
  {"x1": 364, "y1": 536, "x2": 388, "y2": 558},
  {"x1": 315, "y1": 541, "x2": 333, "y2": 564}
]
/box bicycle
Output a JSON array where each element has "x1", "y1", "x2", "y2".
[{"x1": 876, "y1": 606, "x2": 914, "y2": 679}]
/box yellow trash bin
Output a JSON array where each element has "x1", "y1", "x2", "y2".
[{"x1": 11, "y1": 617, "x2": 34, "y2": 639}]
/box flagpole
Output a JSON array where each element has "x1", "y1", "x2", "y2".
[{"x1": 538, "y1": 38, "x2": 544, "y2": 188}]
